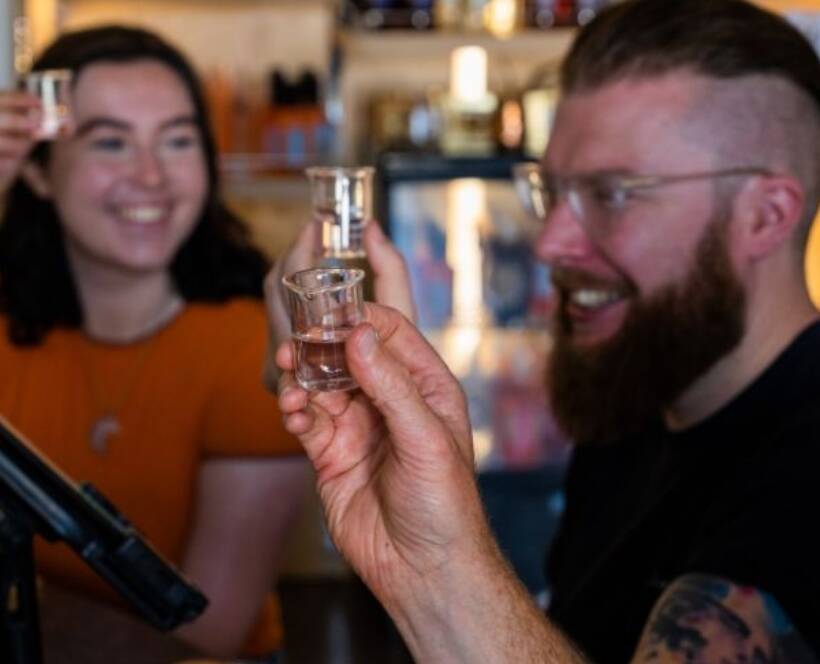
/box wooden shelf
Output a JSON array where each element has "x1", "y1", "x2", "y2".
[{"x1": 339, "y1": 27, "x2": 575, "y2": 61}]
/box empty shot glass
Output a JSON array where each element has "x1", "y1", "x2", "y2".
[
  {"x1": 283, "y1": 267, "x2": 365, "y2": 392},
  {"x1": 24, "y1": 69, "x2": 73, "y2": 140}
]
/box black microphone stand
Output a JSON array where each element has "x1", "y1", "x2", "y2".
[
  {"x1": 0, "y1": 417, "x2": 208, "y2": 664},
  {"x1": 0, "y1": 503, "x2": 41, "y2": 664}
]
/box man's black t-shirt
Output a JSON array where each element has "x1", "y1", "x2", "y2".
[{"x1": 547, "y1": 322, "x2": 820, "y2": 663}]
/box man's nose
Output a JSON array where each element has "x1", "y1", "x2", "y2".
[{"x1": 532, "y1": 199, "x2": 596, "y2": 265}]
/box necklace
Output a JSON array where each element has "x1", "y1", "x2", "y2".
[{"x1": 86, "y1": 296, "x2": 185, "y2": 454}]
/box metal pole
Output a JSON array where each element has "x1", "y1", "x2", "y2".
[{"x1": 0, "y1": 0, "x2": 22, "y2": 89}]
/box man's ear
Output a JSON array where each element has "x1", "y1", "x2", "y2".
[
  {"x1": 20, "y1": 161, "x2": 52, "y2": 200},
  {"x1": 735, "y1": 174, "x2": 804, "y2": 261}
]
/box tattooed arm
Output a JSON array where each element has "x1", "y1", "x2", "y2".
[{"x1": 630, "y1": 574, "x2": 817, "y2": 663}]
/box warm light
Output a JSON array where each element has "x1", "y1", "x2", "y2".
[
  {"x1": 446, "y1": 179, "x2": 486, "y2": 327},
  {"x1": 499, "y1": 98, "x2": 523, "y2": 149},
  {"x1": 484, "y1": 0, "x2": 518, "y2": 38},
  {"x1": 450, "y1": 46, "x2": 487, "y2": 104},
  {"x1": 23, "y1": 0, "x2": 59, "y2": 56},
  {"x1": 523, "y1": 87, "x2": 559, "y2": 158},
  {"x1": 440, "y1": 325, "x2": 482, "y2": 379},
  {"x1": 472, "y1": 428, "x2": 494, "y2": 467},
  {"x1": 804, "y1": 209, "x2": 820, "y2": 308}
]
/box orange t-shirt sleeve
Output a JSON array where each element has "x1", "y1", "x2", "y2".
[{"x1": 200, "y1": 304, "x2": 302, "y2": 458}]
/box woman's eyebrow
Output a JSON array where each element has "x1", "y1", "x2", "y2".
[{"x1": 74, "y1": 114, "x2": 198, "y2": 137}]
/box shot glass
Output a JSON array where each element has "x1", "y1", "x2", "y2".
[
  {"x1": 24, "y1": 69, "x2": 73, "y2": 140},
  {"x1": 283, "y1": 267, "x2": 365, "y2": 392},
  {"x1": 306, "y1": 166, "x2": 374, "y2": 261}
]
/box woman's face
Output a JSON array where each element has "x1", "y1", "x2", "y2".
[{"x1": 28, "y1": 59, "x2": 208, "y2": 275}]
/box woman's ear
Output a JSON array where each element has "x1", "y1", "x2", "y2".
[
  {"x1": 735, "y1": 174, "x2": 804, "y2": 261},
  {"x1": 20, "y1": 160, "x2": 52, "y2": 199}
]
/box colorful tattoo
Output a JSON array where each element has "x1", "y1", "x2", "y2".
[{"x1": 632, "y1": 574, "x2": 817, "y2": 663}]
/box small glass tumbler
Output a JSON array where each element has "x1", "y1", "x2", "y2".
[
  {"x1": 283, "y1": 267, "x2": 365, "y2": 392},
  {"x1": 306, "y1": 166, "x2": 374, "y2": 262},
  {"x1": 24, "y1": 69, "x2": 73, "y2": 140}
]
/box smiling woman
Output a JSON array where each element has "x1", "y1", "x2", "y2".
[
  {"x1": 0, "y1": 26, "x2": 307, "y2": 660},
  {"x1": 22, "y1": 60, "x2": 208, "y2": 287}
]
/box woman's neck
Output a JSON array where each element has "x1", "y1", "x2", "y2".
[{"x1": 69, "y1": 251, "x2": 185, "y2": 344}]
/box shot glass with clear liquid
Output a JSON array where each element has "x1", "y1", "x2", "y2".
[
  {"x1": 283, "y1": 267, "x2": 365, "y2": 392},
  {"x1": 23, "y1": 69, "x2": 73, "y2": 140}
]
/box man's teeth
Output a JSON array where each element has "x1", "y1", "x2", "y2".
[
  {"x1": 121, "y1": 206, "x2": 165, "y2": 223},
  {"x1": 570, "y1": 289, "x2": 621, "y2": 308}
]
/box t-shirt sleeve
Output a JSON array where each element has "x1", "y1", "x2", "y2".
[
  {"x1": 199, "y1": 304, "x2": 303, "y2": 458},
  {"x1": 682, "y1": 427, "x2": 820, "y2": 649}
]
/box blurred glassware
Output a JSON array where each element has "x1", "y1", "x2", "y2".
[
  {"x1": 513, "y1": 162, "x2": 548, "y2": 219},
  {"x1": 24, "y1": 69, "x2": 74, "y2": 140}
]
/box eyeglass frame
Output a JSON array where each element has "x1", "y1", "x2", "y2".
[{"x1": 513, "y1": 163, "x2": 772, "y2": 236}]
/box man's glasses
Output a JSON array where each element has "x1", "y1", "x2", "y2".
[{"x1": 513, "y1": 163, "x2": 771, "y2": 239}]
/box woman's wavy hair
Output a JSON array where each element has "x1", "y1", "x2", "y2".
[{"x1": 0, "y1": 25, "x2": 270, "y2": 345}]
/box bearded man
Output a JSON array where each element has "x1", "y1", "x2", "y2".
[{"x1": 269, "y1": 0, "x2": 820, "y2": 661}]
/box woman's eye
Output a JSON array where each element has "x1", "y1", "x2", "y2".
[
  {"x1": 164, "y1": 133, "x2": 199, "y2": 150},
  {"x1": 90, "y1": 136, "x2": 126, "y2": 152}
]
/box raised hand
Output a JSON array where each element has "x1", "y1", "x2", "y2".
[
  {"x1": 274, "y1": 304, "x2": 580, "y2": 662},
  {"x1": 0, "y1": 91, "x2": 40, "y2": 198},
  {"x1": 275, "y1": 303, "x2": 483, "y2": 595}
]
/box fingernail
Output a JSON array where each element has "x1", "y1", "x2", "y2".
[{"x1": 358, "y1": 326, "x2": 378, "y2": 358}]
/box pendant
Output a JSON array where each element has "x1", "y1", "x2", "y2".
[{"x1": 89, "y1": 414, "x2": 120, "y2": 455}]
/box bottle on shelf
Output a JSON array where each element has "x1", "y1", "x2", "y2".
[
  {"x1": 260, "y1": 70, "x2": 330, "y2": 169},
  {"x1": 433, "y1": 0, "x2": 463, "y2": 29},
  {"x1": 440, "y1": 46, "x2": 499, "y2": 156},
  {"x1": 348, "y1": 0, "x2": 434, "y2": 30},
  {"x1": 526, "y1": 0, "x2": 577, "y2": 28}
]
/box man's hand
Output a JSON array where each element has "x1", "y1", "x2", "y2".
[
  {"x1": 275, "y1": 302, "x2": 480, "y2": 592},
  {"x1": 275, "y1": 303, "x2": 585, "y2": 662}
]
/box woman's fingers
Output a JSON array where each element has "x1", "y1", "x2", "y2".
[{"x1": 265, "y1": 221, "x2": 317, "y2": 340}]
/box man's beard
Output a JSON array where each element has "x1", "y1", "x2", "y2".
[{"x1": 547, "y1": 218, "x2": 746, "y2": 445}]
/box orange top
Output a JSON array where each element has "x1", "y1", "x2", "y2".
[{"x1": 0, "y1": 298, "x2": 303, "y2": 655}]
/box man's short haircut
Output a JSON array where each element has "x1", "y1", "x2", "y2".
[{"x1": 562, "y1": 0, "x2": 820, "y2": 108}]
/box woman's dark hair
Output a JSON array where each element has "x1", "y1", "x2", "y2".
[{"x1": 0, "y1": 25, "x2": 270, "y2": 345}]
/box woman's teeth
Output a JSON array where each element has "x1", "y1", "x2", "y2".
[
  {"x1": 570, "y1": 288, "x2": 622, "y2": 309},
  {"x1": 121, "y1": 206, "x2": 165, "y2": 223}
]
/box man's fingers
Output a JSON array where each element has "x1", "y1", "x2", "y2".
[
  {"x1": 364, "y1": 222, "x2": 417, "y2": 322},
  {"x1": 358, "y1": 304, "x2": 472, "y2": 448},
  {"x1": 345, "y1": 319, "x2": 464, "y2": 465},
  {"x1": 277, "y1": 370, "x2": 310, "y2": 415}
]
